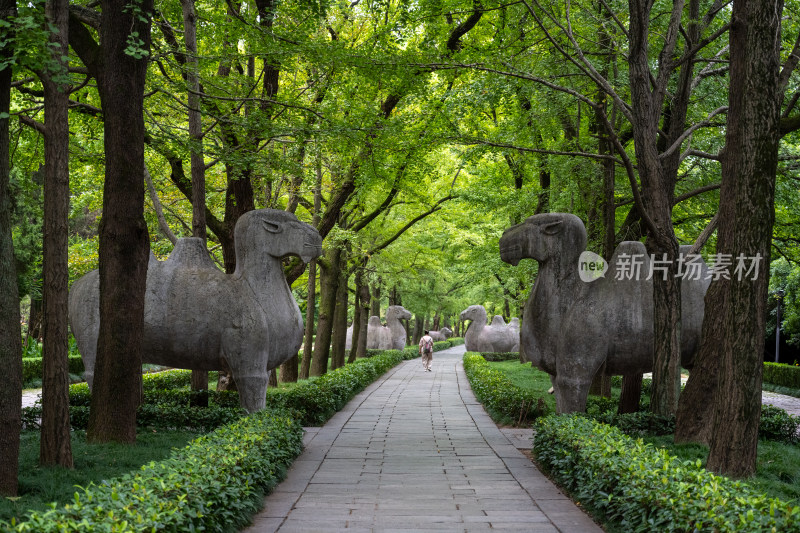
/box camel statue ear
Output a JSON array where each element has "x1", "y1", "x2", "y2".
[
  {"x1": 262, "y1": 220, "x2": 282, "y2": 234},
  {"x1": 540, "y1": 221, "x2": 562, "y2": 235}
]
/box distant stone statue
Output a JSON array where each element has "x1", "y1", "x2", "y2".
[
  {"x1": 460, "y1": 305, "x2": 519, "y2": 353},
  {"x1": 429, "y1": 327, "x2": 453, "y2": 342},
  {"x1": 345, "y1": 306, "x2": 412, "y2": 351},
  {"x1": 69, "y1": 209, "x2": 322, "y2": 412},
  {"x1": 499, "y1": 213, "x2": 710, "y2": 414}
]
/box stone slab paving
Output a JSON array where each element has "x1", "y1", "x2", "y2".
[{"x1": 241, "y1": 345, "x2": 602, "y2": 533}]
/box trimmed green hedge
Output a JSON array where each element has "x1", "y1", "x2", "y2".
[
  {"x1": 22, "y1": 356, "x2": 85, "y2": 383},
  {"x1": 8, "y1": 409, "x2": 303, "y2": 532},
  {"x1": 463, "y1": 352, "x2": 548, "y2": 425},
  {"x1": 22, "y1": 350, "x2": 414, "y2": 430},
  {"x1": 763, "y1": 362, "x2": 800, "y2": 389},
  {"x1": 13, "y1": 347, "x2": 423, "y2": 530},
  {"x1": 533, "y1": 415, "x2": 800, "y2": 532},
  {"x1": 479, "y1": 351, "x2": 519, "y2": 362}
]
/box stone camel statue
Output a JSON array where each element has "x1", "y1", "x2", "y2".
[
  {"x1": 460, "y1": 304, "x2": 519, "y2": 352},
  {"x1": 69, "y1": 209, "x2": 322, "y2": 412},
  {"x1": 345, "y1": 306, "x2": 412, "y2": 350},
  {"x1": 499, "y1": 212, "x2": 710, "y2": 414},
  {"x1": 428, "y1": 327, "x2": 453, "y2": 342}
]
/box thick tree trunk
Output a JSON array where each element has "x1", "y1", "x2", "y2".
[
  {"x1": 706, "y1": 0, "x2": 782, "y2": 477},
  {"x1": 674, "y1": 282, "x2": 725, "y2": 443},
  {"x1": 618, "y1": 374, "x2": 643, "y2": 414},
  {"x1": 628, "y1": 0, "x2": 686, "y2": 417},
  {"x1": 40, "y1": 0, "x2": 73, "y2": 467},
  {"x1": 648, "y1": 248, "x2": 682, "y2": 416},
  {"x1": 0, "y1": 0, "x2": 22, "y2": 493},
  {"x1": 87, "y1": 0, "x2": 153, "y2": 444},
  {"x1": 311, "y1": 248, "x2": 341, "y2": 377}
]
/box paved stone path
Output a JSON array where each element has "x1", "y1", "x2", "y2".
[
  {"x1": 242, "y1": 345, "x2": 601, "y2": 533},
  {"x1": 20, "y1": 350, "x2": 800, "y2": 532}
]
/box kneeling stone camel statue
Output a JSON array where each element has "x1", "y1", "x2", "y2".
[
  {"x1": 499, "y1": 213, "x2": 710, "y2": 414},
  {"x1": 428, "y1": 327, "x2": 453, "y2": 342},
  {"x1": 460, "y1": 305, "x2": 519, "y2": 352},
  {"x1": 69, "y1": 209, "x2": 322, "y2": 412}
]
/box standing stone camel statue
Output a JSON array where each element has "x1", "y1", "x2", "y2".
[
  {"x1": 499, "y1": 212, "x2": 710, "y2": 414},
  {"x1": 346, "y1": 306, "x2": 412, "y2": 350},
  {"x1": 460, "y1": 304, "x2": 519, "y2": 352},
  {"x1": 69, "y1": 209, "x2": 322, "y2": 412}
]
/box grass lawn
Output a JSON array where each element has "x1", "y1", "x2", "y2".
[
  {"x1": 487, "y1": 360, "x2": 800, "y2": 506},
  {"x1": 1, "y1": 429, "x2": 199, "y2": 525}
]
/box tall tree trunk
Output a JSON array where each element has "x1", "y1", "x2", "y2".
[
  {"x1": 355, "y1": 274, "x2": 370, "y2": 359},
  {"x1": 87, "y1": 0, "x2": 153, "y2": 444},
  {"x1": 182, "y1": 0, "x2": 208, "y2": 406},
  {"x1": 706, "y1": 0, "x2": 782, "y2": 477},
  {"x1": 26, "y1": 297, "x2": 43, "y2": 344},
  {"x1": 298, "y1": 150, "x2": 323, "y2": 380},
  {"x1": 0, "y1": 0, "x2": 22, "y2": 494},
  {"x1": 618, "y1": 374, "x2": 642, "y2": 414},
  {"x1": 628, "y1": 0, "x2": 687, "y2": 417},
  {"x1": 330, "y1": 266, "x2": 349, "y2": 370},
  {"x1": 299, "y1": 258, "x2": 316, "y2": 380},
  {"x1": 348, "y1": 270, "x2": 363, "y2": 364},
  {"x1": 40, "y1": 0, "x2": 73, "y2": 467},
  {"x1": 311, "y1": 247, "x2": 341, "y2": 377},
  {"x1": 370, "y1": 279, "x2": 381, "y2": 317}
]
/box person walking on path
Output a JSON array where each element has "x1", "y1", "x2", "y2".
[{"x1": 418, "y1": 330, "x2": 434, "y2": 371}]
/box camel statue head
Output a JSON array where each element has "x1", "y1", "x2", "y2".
[
  {"x1": 440, "y1": 327, "x2": 453, "y2": 338},
  {"x1": 386, "y1": 305, "x2": 412, "y2": 322},
  {"x1": 499, "y1": 213, "x2": 587, "y2": 266},
  {"x1": 460, "y1": 304, "x2": 488, "y2": 325},
  {"x1": 234, "y1": 209, "x2": 322, "y2": 265}
]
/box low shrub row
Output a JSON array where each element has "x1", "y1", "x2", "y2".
[
  {"x1": 361, "y1": 337, "x2": 464, "y2": 359},
  {"x1": 479, "y1": 351, "x2": 519, "y2": 362},
  {"x1": 533, "y1": 415, "x2": 800, "y2": 532},
  {"x1": 464, "y1": 354, "x2": 800, "y2": 443},
  {"x1": 22, "y1": 348, "x2": 424, "y2": 430},
  {"x1": 463, "y1": 352, "x2": 548, "y2": 425},
  {"x1": 22, "y1": 356, "x2": 84, "y2": 384},
  {"x1": 8, "y1": 408, "x2": 304, "y2": 532},
  {"x1": 13, "y1": 345, "x2": 429, "y2": 530},
  {"x1": 763, "y1": 362, "x2": 800, "y2": 389}
]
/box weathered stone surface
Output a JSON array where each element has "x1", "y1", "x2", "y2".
[
  {"x1": 460, "y1": 305, "x2": 519, "y2": 353},
  {"x1": 346, "y1": 306, "x2": 412, "y2": 351},
  {"x1": 69, "y1": 209, "x2": 322, "y2": 412},
  {"x1": 428, "y1": 327, "x2": 453, "y2": 342},
  {"x1": 499, "y1": 213, "x2": 709, "y2": 413}
]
